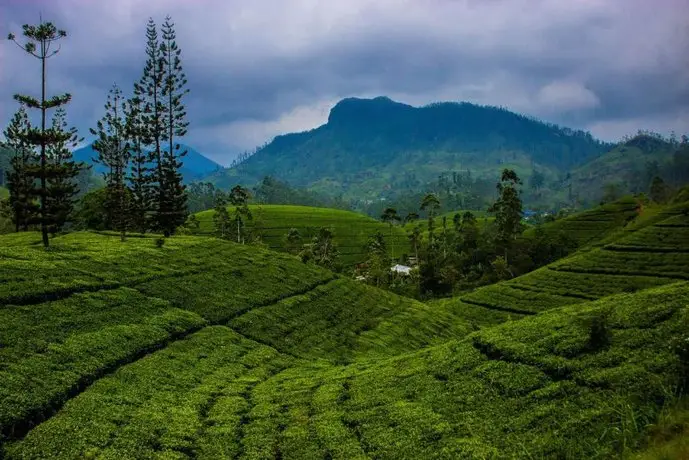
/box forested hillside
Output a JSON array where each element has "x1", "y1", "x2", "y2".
[{"x1": 206, "y1": 97, "x2": 612, "y2": 202}]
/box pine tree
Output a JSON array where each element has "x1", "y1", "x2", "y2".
[
  {"x1": 8, "y1": 20, "x2": 77, "y2": 247},
  {"x1": 45, "y1": 107, "x2": 82, "y2": 234},
  {"x1": 91, "y1": 84, "x2": 131, "y2": 240},
  {"x1": 125, "y1": 96, "x2": 152, "y2": 233},
  {"x1": 159, "y1": 15, "x2": 190, "y2": 236},
  {"x1": 134, "y1": 18, "x2": 167, "y2": 234},
  {"x1": 3, "y1": 107, "x2": 37, "y2": 231}
]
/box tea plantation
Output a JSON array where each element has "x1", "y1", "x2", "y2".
[
  {"x1": 194, "y1": 205, "x2": 410, "y2": 265},
  {"x1": 1, "y1": 221, "x2": 688, "y2": 458}
]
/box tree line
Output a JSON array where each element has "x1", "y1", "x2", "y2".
[
  {"x1": 358, "y1": 169, "x2": 580, "y2": 298},
  {"x1": 3, "y1": 16, "x2": 190, "y2": 246}
]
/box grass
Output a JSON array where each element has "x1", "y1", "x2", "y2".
[
  {"x1": 194, "y1": 204, "x2": 410, "y2": 265},
  {"x1": 0, "y1": 186, "x2": 8, "y2": 200},
  {"x1": 1, "y1": 210, "x2": 689, "y2": 458}
]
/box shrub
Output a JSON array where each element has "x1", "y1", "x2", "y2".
[{"x1": 585, "y1": 310, "x2": 612, "y2": 352}]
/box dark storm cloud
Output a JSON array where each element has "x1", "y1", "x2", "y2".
[{"x1": 1, "y1": 0, "x2": 688, "y2": 164}]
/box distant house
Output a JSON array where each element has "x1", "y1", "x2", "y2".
[{"x1": 390, "y1": 264, "x2": 412, "y2": 275}]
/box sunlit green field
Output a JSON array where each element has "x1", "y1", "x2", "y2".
[{"x1": 195, "y1": 205, "x2": 410, "y2": 265}]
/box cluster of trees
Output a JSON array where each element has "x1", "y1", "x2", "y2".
[
  {"x1": 359, "y1": 169, "x2": 578, "y2": 298},
  {"x1": 211, "y1": 185, "x2": 253, "y2": 243},
  {"x1": 89, "y1": 16, "x2": 189, "y2": 240},
  {"x1": 186, "y1": 176, "x2": 350, "y2": 215},
  {"x1": 2, "y1": 16, "x2": 190, "y2": 244}
]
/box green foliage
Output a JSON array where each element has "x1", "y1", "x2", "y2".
[
  {"x1": 210, "y1": 97, "x2": 610, "y2": 203},
  {"x1": 489, "y1": 169, "x2": 524, "y2": 246},
  {"x1": 195, "y1": 204, "x2": 409, "y2": 265},
  {"x1": 7, "y1": 19, "x2": 80, "y2": 247},
  {"x1": 90, "y1": 84, "x2": 131, "y2": 239}
]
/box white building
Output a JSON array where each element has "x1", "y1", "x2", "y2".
[{"x1": 390, "y1": 264, "x2": 412, "y2": 275}]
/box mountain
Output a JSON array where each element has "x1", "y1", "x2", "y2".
[
  {"x1": 205, "y1": 96, "x2": 612, "y2": 200},
  {"x1": 73, "y1": 143, "x2": 222, "y2": 183}
]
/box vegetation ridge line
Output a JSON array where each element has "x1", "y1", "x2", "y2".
[
  {"x1": 2, "y1": 275, "x2": 337, "y2": 446},
  {"x1": 549, "y1": 266, "x2": 689, "y2": 280},
  {"x1": 457, "y1": 298, "x2": 535, "y2": 316},
  {"x1": 0, "y1": 264, "x2": 229, "y2": 308},
  {"x1": 602, "y1": 246, "x2": 689, "y2": 254},
  {"x1": 505, "y1": 283, "x2": 598, "y2": 300}
]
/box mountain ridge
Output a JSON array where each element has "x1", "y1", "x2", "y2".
[{"x1": 205, "y1": 96, "x2": 613, "y2": 200}]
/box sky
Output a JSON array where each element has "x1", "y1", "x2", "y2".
[{"x1": 1, "y1": 0, "x2": 688, "y2": 165}]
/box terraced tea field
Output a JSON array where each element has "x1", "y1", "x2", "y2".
[
  {"x1": 440, "y1": 200, "x2": 689, "y2": 322},
  {"x1": 1, "y1": 225, "x2": 687, "y2": 458},
  {"x1": 194, "y1": 205, "x2": 410, "y2": 265},
  {"x1": 523, "y1": 197, "x2": 641, "y2": 247}
]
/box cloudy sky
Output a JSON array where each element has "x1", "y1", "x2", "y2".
[{"x1": 1, "y1": 0, "x2": 688, "y2": 165}]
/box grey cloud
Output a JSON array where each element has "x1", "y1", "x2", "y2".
[{"x1": 1, "y1": 0, "x2": 688, "y2": 162}]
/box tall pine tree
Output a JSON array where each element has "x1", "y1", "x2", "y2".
[
  {"x1": 3, "y1": 107, "x2": 37, "y2": 231},
  {"x1": 159, "y1": 15, "x2": 189, "y2": 236},
  {"x1": 134, "y1": 18, "x2": 167, "y2": 234},
  {"x1": 45, "y1": 107, "x2": 81, "y2": 234},
  {"x1": 124, "y1": 95, "x2": 152, "y2": 233},
  {"x1": 8, "y1": 20, "x2": 77, "y2": 247},
  {"x1": 91, "y1": 84, "x2": 131, "y2": 240}
]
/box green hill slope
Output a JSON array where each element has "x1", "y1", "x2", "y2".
[
  {"x1": 570, "y1": 134, "x2": 678, "y2": 203},
  {"x1": 194, "y1": 205, "x2": 410, "y2": 265},
  {"x1": 1, "y1": 222, "x2": 688, "y2": 458},
  {"x1": 436, "y1": 199, "x2": 689, "y2": 324},
  {"x1": 206, "y1": 97, "x2": 611, "y2": 200},
  {"x1": 524, "y1": 196, "x2": 641, "y2": 247},
  {"x1": 0, "y1": 186, "x2": 7, "y2": 200}
]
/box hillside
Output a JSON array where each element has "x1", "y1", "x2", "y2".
[
  {"x1": 0, "y1": 231, "x2": 687, "y2": 458},
  {"x1": 570, "y1": 134, "x2": 678, "y2": 202},
  {"x1": 73, "y1": 142, "x2": 222, "y2": 183},
  {"x1": 523, "y1": 196, "x2": 642, "y2": 247},
  {"x1": 194, "y1": 204, "x2": 410, "y2": 265},
  {"x1": 435, "y1": 198, "x2": 689, "y2": 325},
  {"x1": 206, "y1": 97, "x2": 611, "y2": 200}
]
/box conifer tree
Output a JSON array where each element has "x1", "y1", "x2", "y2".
[
  {"x1": 91, "y1": 84, "x2": 131, "y2": 240},
  {"x1": 3, "y1": 107, "x2": 37, "y2": 231},
  {"x1": 125, "y1": 96, "x2": 152, "y2": 233},
  {"x1": 134, "y1": 18, "x2": 167, "y2": 233},
  {"x1": 45, "y1": 107, "x2": 82, "y2": 234},
  {"x1": 159, "y1": 15, "x2": 189, "y2": 236},
  {"x1": 8, "y1": 20, "x2": 76, "y2": 247}
]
